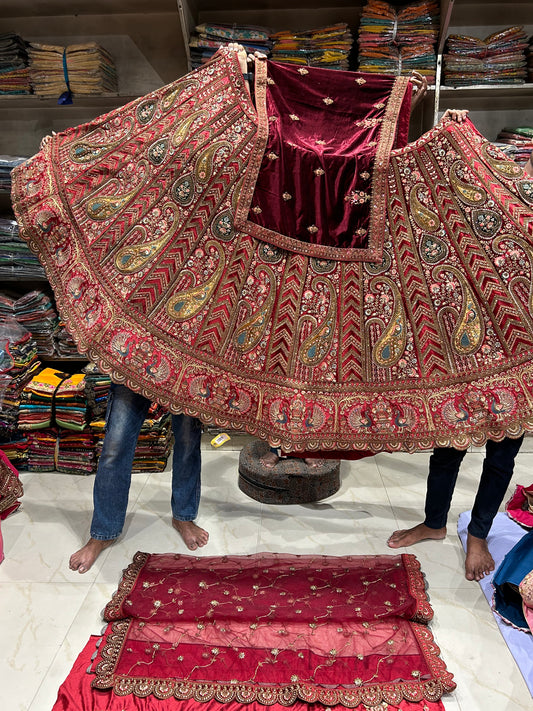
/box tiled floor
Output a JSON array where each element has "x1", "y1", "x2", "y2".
[{"x1": 1, "y1": 434, "x2": 532, "y2": 710}]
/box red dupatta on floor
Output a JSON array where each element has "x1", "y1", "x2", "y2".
[
  {"x1": 52, "y1": 552, "x2": 454, "y2": 710},
  {"x1": 11, "y1": 48, "x2": 533, "y2": 453}
]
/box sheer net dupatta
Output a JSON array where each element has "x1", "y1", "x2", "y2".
[{"x1": 92, "y1": 552, "x2": 455, "y2": 708}]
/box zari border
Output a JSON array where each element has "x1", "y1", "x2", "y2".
[
  {"x1": 92, "y1": 619, "x2": 456, "y2": 704},
  {"x1": 402, "y1": 553, "x2": 434, "y2": 624},
  {"x1": 235, "y1": 67, "x2": 410, "y2": 263},
  {"x1": 0, "y1": 455, "x2": 23, "y2": 515},
  {"x1": 103, "y1": 551, "x2": 150, "y2": 621}
]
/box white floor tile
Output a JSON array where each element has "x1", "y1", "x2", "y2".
[{"x1": 0, "y1": 444, "x2": 531, "y2": 710}]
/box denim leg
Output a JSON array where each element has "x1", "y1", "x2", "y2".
[
  {"x1": 170, "y1": 415, "x2": 202, "y2": 521},
  {"x1": 423, "y1": 447, "x2": 467, "y2": 529},
  {"x1": 90, "y1": 384, "x2": 151, "y2": 540},
  {"x1": 468, "y1": 435, "x2": 524, "y2": 539}
]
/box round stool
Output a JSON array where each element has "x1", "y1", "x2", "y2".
[{"x1": 238, "y1": 439, "x2": 341, "y2": 504}]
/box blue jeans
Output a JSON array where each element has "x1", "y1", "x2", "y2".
[
  {"x1": 424, "y1": 435, "x2": 524, "y2": 539},
  {"x1": 90, "y1": 384, "x2": 202, "y2": 540}
]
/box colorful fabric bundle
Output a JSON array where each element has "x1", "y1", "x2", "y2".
[
  {"x1": 189, "y1": 23, "x2": 272, "y2": 69},
  {"x1": 357, "y1": 0, "x2": 439, "y2": 81},
  {"x1": 28, "y1": 41, "x2": 118, "y2": 100},
  {"x1": 443, "y1": 26, "x2": 528, "y2": 86},
  {"x1": 270, "y1": 24, "x2": 353, "y2": 70},
  {"x1": 494, "y1": 126, "x2": 533, "y2": 168},
  {"x1": 0, "y1": 217, "x2": 46, "y2": 279},
  {"x1": 0, "y1": 320, "x2": 40, "y2": 442},
  {"x1": 18, "y1": 368, "x2": 90, "y2": 432},
  {"x1": 25, "y1": 427, "x2": 97, "y2": 473},
  {"x1": 0, "y1": 155, "x2": 27, "y2": 192},
  {"x1": 82, "y1": 364, "x2": 111, "y2": 420},
  {"x1": 0, "y1": 33, "x2": 31, "y2": 95}
]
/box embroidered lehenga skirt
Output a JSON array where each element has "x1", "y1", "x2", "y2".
[{"x1": 11, "y1": 49, "x2": 533, "y2": 454}]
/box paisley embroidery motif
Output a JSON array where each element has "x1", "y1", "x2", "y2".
[
  {"x1": 195, "y1": 141, "x2": 232, "y2": 184},
  {"x1": 172, "y1": 174, "x2": 195, "y2": 206},
  {"x1": 147, "y1": 138, "x2": 169, "y2": 166},
  {"x1": 481, "y1": 143, "x2": 524, "y2": 179},
  {"x1": 86, "y1": 186, "x2": 139, "y2": 220},
  {"x1": 471, "y1": 208, "x2": 502, "y2": 239},
  {"x1": 171, "y1": 110, "x2": 207, "y2": 148},
  {"x1": 310, "y1": 257, "x2": 336, "y2": 274},
  {"x1": 233, "y1": 269, "x2": 276, "y2": 353},
  {"x1": 419, "y1": 233, "x2": 448, "y2": 264},
  {"x1": 409, "y1": 184, "x2": 440, "y2": 232},
  {"x1": 161, "y1": 79, "x2": 199, "y2": 111},
  {"x1": 493, "y1": 233, "x2": 533, "y2": 315},
  {"x1": 299, "y1": 278, "x2": 336, "y2": 367},
  {"x1": 115, "y1": 205, "x2": 179, "y2": 273},
  {"x1": 136, "y1": 99, "x2": 157, "y2": 125},
  {"x1": 167, "y1": 242, "x2": 225, "y2": 320},
  {"x1": 259, "y1": 242, "x2": 283, "y2": 264},
  {"x1": 365, "y1": 249, "x2": 391, "y2": 274},
  {"x1": 517, "y1": 180, "x2": 533, "y2": 206},
  {"x1": 435, "y1": 265, "x2": 483, "y2": 355},
  {"x1": 211, "y1": 209, "x2": 235, "y2": 241},
  {"x1": 370, "y1": 278, "x2": 407, "y2": 368},
  {"x1": 449, "y1": 161, "x2": 487, "y2": 205}
]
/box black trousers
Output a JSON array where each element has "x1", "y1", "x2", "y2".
[{"x1": 424, "y1": 435, "x2": 524, "y2": 538}]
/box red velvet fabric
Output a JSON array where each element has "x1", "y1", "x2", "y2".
[{"x1": 247, "y1": 62, "x2": 412, "y2": 251}]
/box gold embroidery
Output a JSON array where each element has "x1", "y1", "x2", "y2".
[
  {"x1": 345, "y1": 190, "x2": 370, "y2": 205},
  {"x1": 355, "y1": 118, "x2": 382, "y2": 128},
  {"x1": 289, "y1": 114, "x2": 300, "y2": 121},
  {"x1": 316, "y1": 140, "x2": 326, "y2": 145},
  {"x1": 355, "y1": 77, "x2": 366, "y2": 85},
  {"x1": 268, "y1": 115, "x2": 278, "y2": 122},
  {"x1": 298, "y1": 68, "x2": 309, "y2": 75},
  {"x1": 374, "y1": 102, "x2": 386, "y2": 109},
  {"x1": 360, "y1": 171, "x2": 370, "y2": 180},
  {"x1": 166, "y1": 242, "x2": 225, "y2": 320},
  {"x1": 266, "y1": 77, "x2": 275, "y2": 85},
  {"x1": 282, "y1": 192, "x2": 292, "y2": 201},
  {"x1": 322, "y1": 97, "x2": 334, "y2": 105},
  {"x1": 307, "y1": 225, "x2": 318, "y2": 234},
  {"x1": 252, "y1": 206, "x2": 262, "y2": 214},
  {"x1": 267, "y1": 152, "x2": 279, "y2": 161},
  {"x1": 314, "y1": 168, "x2": 325, "y2": 176}
]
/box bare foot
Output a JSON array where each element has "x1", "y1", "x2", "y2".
[
  {"x1": 465, "y1": 533, "x2": 494, "y2": 581},
  {"x1": 260, "y1": 450, "x2": 279, "y2": 468},
  {"x1": 387, "y1": 522, "x2": 446, "y2": 549},
  {"x1": 172, "y1": 519, "x2": 209, "y2": 551},
  {"x1": 304, "y1": 458, "x2": 324, "y2": 468},
  {"x1": 69, "y1": 538, "x2": 114, "y2": 574}
]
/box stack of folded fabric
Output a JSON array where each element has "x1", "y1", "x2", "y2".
[
  {"x1": 56, "y1": 429, "x2": 97, "y2": 475},
  {"x1": 270, "y1": 23, "x2": 354, "y2": 69},
  {"x1": 188, "y1": 23, "x2": 272, "y2": 69},
  {"x1": 0, "y1": 319, "x2": 40, "y2": 446},
  {"x1": 443, "y1": 26, "x2": 528, "y2": 86},
  {"x1": 25, "y1": 427, "x2": 59, "y2": 471},
  {"x1": 18, "y1": 368, "x2": 91, "y2": 432},
  {"x1": 0, "y1": 435, "x2": 28, "y2": 469},
  {"x1": 494, "y1": 126, "x2": 533, "y2": 167},
  {"x1": 0, "y1": 155, "x2": 27, "y2": 192},
  {"x1": 28, "y1": 41, "x2": 118, "y2": 99},
  {"x1": 0, "y1": 33, "x2": 31, "y2": 94},
  {"x1": 12, "y1": 290, "x2": 59, "y2": 357},
  {"x1": 528, "y1": 36, "x2": 533, "y2": 82},
  {"x1": 55, "y1": 320, "x2": 82, "y2": 358},
  {"x1": 91, "y1": 403, "x2": 172, "y2": 472},
  {"x1": 0, "y1": 217, "x2": 46, "y2": 280},
  {"x1": 357, "y1": 0, "x2": 439, "y2": 82},
  {"x1": 82, "y1": 364, "x2": 111, "y2": 421}
]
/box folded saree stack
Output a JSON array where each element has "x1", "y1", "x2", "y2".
[
  {"x1": 0, "y1": 217, "x2": 46, "y2": 279},
  {"x1": 28, "y1": 41, "x2": 118, "y2": 99},
  {"x1": 189, "y1": 24, "x2": 272, "y2": 69},
  {"x1": 25, "y1": 427, "x2": 97, "y2": 473},
  {"x1": 0, "y1": 320, "x2": 39, "y2": 445},
  {"x1": 270, "y1": 24, "x2": 353, "y2": 70},
  {"x1": 18, "y1": 368, "x2": 90, "y2": 431},
  {"x1": 357, "y1": 0, "x2": 439, "y2": 82},
  {"x1": 494, "y1": 126, "x2": 533, "y2": 167},
  {"x1": 443, "y1": 26, "x2": 528, "y2": 86},
  {"x1": 0, "y1": 33, "x2": 31, "y2": 95}
]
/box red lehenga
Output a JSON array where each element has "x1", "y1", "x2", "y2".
[
  {"x1": 11, "y1": 48, "x2": 533, "y2": 454},
  {"x1": 52, "y1": 552, "x2": 455, "y2": 711}
]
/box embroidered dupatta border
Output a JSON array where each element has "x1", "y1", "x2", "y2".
[
  {"x1": 92, "y1": 620, "x2": 456, "y2": 704},
  {"x1": 234, "y1": 63, "x2": 410, "y2": 263}
]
